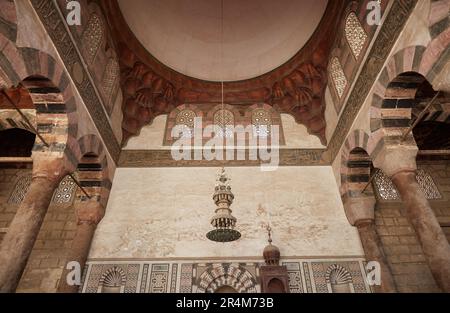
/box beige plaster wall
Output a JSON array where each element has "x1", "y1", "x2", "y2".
[{"x1": 89, "y1": 166, "x2": 364, "y2": 260}]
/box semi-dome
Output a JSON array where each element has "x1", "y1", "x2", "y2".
[{"x1": 118, "y1": 0, "x2": 328, "y2": 82}]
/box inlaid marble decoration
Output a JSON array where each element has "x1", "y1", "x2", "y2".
[
  {"x1": 81, "y1": 257, "x2": 370, "y2": 293},
  {"x1": 8, "y1": 174, "x2": 32, "y2": 204},
  {"x1": 52, "y1": 175, "x2": 77, "y2": 204}
]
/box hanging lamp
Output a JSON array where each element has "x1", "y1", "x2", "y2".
[{"x1": 207, "y1": 167, "x2": 241, "y2": 242}]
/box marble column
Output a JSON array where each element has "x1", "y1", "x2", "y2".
[
  {"x1": 343, "y1": 196, "x2": 397, "y2": 293},
  {"x1": 57, "y1": 199, "x2": 104, "y2": 293},
  {"x1": 0, "y1": 156, "x2": 67, "y2": 293},
  {"x1": 374, "y1": 143, "x2": 450, "y2": 292}
]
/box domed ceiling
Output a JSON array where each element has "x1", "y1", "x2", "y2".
[
  {"x1": 117, "y1": 0, "x2": 328, "y2": 82},
  {"x1": 103, "y1": 0, "x2": 347, "y2": 144}
]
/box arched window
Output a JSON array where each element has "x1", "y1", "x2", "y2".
[
  {"x1": 99, "y1": 266, "x2": 126, "y2": 293},
  {"x1": 326, "y1": 264, "x2": 353, "y2": 293},
  {"x1": 251, "y1": 109, "x2": 272, "y2": 138},
  {"x1": 175, "y1": 109, "x2": 196, "y2": 138},
  {"x1": 345, "y1": 12, "x2": 367, "y2": 59},
  {"x1": 330, "y1": 57, "x2": 348, "y2": 98},
  {"x1": 82, "y1": 13, "x2": 104, "y2": 65},
  {"x1": 213, "y1": 109, "x2": 234, "y2": 138},
  {"x1": 8, "y1": 173, "x2": 32, "y2": 204}
]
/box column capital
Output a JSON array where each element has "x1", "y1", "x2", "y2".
[
  {"x1": 372, "y1": 143, "x2": 418, "y2": 178},
  {"x1": 31, "y1": 155, "x2": 69, "y2": 184},
  {"x1": 75, "y1": 199, "x2": 105, "y2": 225},
  {"x1": 343, "y1": 194, "x2": 376, "y2": 226}
]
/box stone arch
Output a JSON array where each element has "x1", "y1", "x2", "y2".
[
  {"x1": 425, "y1": 0, "x2": 450, "y2": 86},
  {"x1": 73, "y1": 134, "x2": 112, "y2": 207},
  {"x1": 197, "y1": 264, "x2": 258, "y2": 293},
  {"x1": 340, "y1": 129, "x2": 378, "y2": 226},
  {"x1": 368, "y1": 44, "x2": 450, "y2": 163},
  {"x1": 0, "y1": 40, "x2": 79, "y2": 173},
  {"x1": 428, "y1": 0, "x2": 450, "y2": 39},
  {"x1": 0, "y1": 88, "x2": 36, "y2": 133},
  {"x1": 340, "y1": 129, "x2": 373, "y2": 199},
  {"x1": 0, "y1": 0, "x2": 18, "y2": 43},
  {"x1": 369, "y1": 44, "x2": 450, "y2": 133}
]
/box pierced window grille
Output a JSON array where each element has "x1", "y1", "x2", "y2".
[
  {"x1": 175, "y1": 109, "x2": 196, "y2": 138},
  {"x1": 345, "y1": 12, "x2": 368, "y2": 59},
  {"x1": 82, "y1": 14, "x2": 104, "y2": 65},
  {"x1": 330, "y1": 57, "x2": 348, "y2": 98},
  {"x1": 8, "y1": 174, "x2": 32, "y2": 204},
  {"x1": 252, "y1": 109, "x2": 272, "y2": 138}
]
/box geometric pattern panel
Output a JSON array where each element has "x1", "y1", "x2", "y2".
[
  {"x1": 179, "y1": 264, "x2": 193, "y2": 293},
  {"x1": 102, "y1": 58, "x2": 120, "y2": 105},
  {"x1": 373, "y1": 170, "x2": 401, "y2": 200},
  {"x1": 214, "y1": 109, "x2": 235, "y2": 128},
  {"x1": 83, "y1": 14, "x2": 104, "y2": 65},
  {"x1": 52, "y1": 175, "x2": 77, "y2": 204},
  {"x1": 416, "y1": 169, "x2": 442, "y2": 200},
  {"x1": 330, "y1": 57, "x2": 348, "y2": 98},
  {"x1": 81, "y1": 257, "x2": 370, "y2": 293},
  {"x1": 251, "y1": 108, "x2": 272, "y2": 137},
  {"x1": 176, "y1": 109, "x2": 196, "y2": 129},
  {"x1": 283, "y1": 262, "x2": 303, "y2": 293},
  {"x1": 345, "y1": 12, "x2": 368, "y2": 59},
  {"x1": 8, "y1": 174, "x2": 32, "y2": 204},
  {"x1": 149, "y1": 264, "x2": 169, "y2": 293},
  {"x1": 311, "y1": 261, "x2": 369, "y2": 293}
]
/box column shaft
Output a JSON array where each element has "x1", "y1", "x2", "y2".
[
  {"x1": 392, "y1": 171, "x2": 450, "y2": 292},
  {"x1": 0, "y1": 176, "x2": 60, "y2": 292},
  {"x1": 57, "y1": 199, "x2": 104, "y2": 293},
  {"x1": 57, "y1": 222, "x2": 96, "y2": 293},
  {"x1": 356, "y1": 220, "x2": 397, "y2": 293}
]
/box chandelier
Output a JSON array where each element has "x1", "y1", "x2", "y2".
[{"x1": 206, "y1": 168, "x2": 241, "y2": 242}]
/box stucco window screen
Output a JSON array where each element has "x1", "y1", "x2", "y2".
[
  {"x1": 330, "y1": 57, "x2": 347, "y2": 98},
  {"x1": 175, "y1": 109, "x2": 197, "y2": 138},
  {"x1": 82, "y1": 14, "x2": 104, "y2": 65},
  {"x1": 345, "y1": 12, "x2": 368, "y2": 59},
  {"x1": 251, "y1": 109, "x2": 272, "y2": 138}
]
